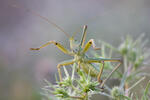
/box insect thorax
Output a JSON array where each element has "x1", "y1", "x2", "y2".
[{"x1": 74, "y1": 53, "x2": 85, "y2": 62}]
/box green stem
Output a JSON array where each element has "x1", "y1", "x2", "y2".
[
  {"x1": 123, "y1": 55, "x2": 128, "y2": 72},
  {"x1": 71, "y1": 84, "x2": 80, "y2": 94}
]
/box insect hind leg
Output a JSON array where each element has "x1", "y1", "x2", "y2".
[{"x1": 100, "y1": 61, "x2": 122, "y2": 88}]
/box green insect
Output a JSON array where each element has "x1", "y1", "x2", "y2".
[{"x1": 29, "y1": 10, "x2": 122, "y2": 88}]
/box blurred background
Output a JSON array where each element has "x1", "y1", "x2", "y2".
[{"x1": 0, "y1": 0, "x2": 150, "y2": 100}]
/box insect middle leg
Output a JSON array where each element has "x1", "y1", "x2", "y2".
[
  {"x1": 97, "y1": 61, "x2": 104, "y2": 84},
  {"x1": 57, "y1": 60, "x2": 75, "y2": 82}
]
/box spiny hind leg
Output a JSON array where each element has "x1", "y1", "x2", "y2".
[
  {"x1": 57, "y1": 60, "x2": 75, "y2": 82},
  {"x1": 86, "y1": 58, "x2": 122, "y2": 89},
  {"x1": 100, "y1": 61, "x2": 122, "y2": 88}
]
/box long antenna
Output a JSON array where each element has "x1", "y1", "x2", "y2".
[
  {"x1": 11, "y1": 4, "x2": 70, "y2": 38},
  {"x1": 71, "y1": 26, "x2": 82, "y2": 38}
]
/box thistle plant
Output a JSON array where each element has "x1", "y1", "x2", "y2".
[
  {"x1": 42, "y1": 34, "x2": 150, "y2": 100},
  {"x1": 101, "y1": 34, "x2": 150, "y2": 100},
  {"x1": 42, "y1": 64, "x2": 106, "y2": 100}
]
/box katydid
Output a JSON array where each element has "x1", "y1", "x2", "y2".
[
  {"x1": 16, "y1": 3, "x2": 123, "y2": 88},
  {"x1": 30, "y1": 20, "x2": 122, "y2": 88}
]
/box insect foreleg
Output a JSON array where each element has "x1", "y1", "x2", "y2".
[
  {"x1": 82, "y1": 39, "x2": 100, "y2": 53},
  {"x1": 57, "y1": 60, "x2": 75, "y2": 82},
  {"x1": 30, "y1": 41, "x2": 72, "y2": 55}
]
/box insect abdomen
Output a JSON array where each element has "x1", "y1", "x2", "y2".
[{"x1": 80, "y1": 63, "x2": 99, "y2": 77}]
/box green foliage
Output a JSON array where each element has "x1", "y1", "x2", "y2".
[
  {"x1": 43, "y1": 64, "x2": 104, "y2": 100},
  {"x1": 141, "y1": 80, "x2": 150, "y2": 100},
  {"x1": 111, "y1": 86, "x2": 129, "y2": 100},
  {"x1": 42, "y1": 34, "x2": 150, "y2": 100}
]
